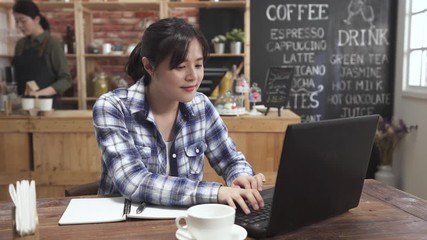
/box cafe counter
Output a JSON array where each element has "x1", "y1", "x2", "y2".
[{"x1": 0, "y1": 110, "x2": 300, "y2": 201}]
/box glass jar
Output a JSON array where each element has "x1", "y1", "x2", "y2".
[
  {"x1": 215, "y1": 90, "x2": 245, "y2": 115},
  {"x1": 249, "y1": 83, "x2": 262, "y2": 103},
  {"x1": 248, "y1": 83, "x2": 263, "y2": 115},
  {"x1": 235, "y1": 75, "x2": 249, "y2": 94},
  {"x1": 93, "y1": 72, "x2": 109, "y2": 97}
]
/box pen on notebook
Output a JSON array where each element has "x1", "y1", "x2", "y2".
[
  {"x1": 123, "y1": 199, "x2": 131, "y2": 217},
  {"x1": 136, "y1": 202, "x2": 147, "y2": 214}
]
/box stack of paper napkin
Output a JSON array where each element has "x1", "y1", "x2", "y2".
[{"x1": 8, "y1": 180, "x2": 38, "y2": 236}]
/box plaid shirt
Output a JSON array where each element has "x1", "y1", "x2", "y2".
[{"x1": 93, "y1": 79, "x2": 255, "y2": 206}]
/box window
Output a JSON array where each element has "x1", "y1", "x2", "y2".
[{"x1": 405, "y1": 0, "x2": 427, "y2": 95}]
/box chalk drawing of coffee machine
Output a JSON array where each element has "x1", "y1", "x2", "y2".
[{"x1": 343, "y1": 0, "x2": 375, "y2": 29}]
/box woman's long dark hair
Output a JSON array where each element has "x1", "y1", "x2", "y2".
[
  {"x1": 13, "y1": 0, "x2": 50, "y2": 31},
  {"x1": 126, "y1": 17, "x2": 210, "y2": 85}
]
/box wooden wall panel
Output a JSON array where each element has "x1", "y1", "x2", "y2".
[
  {"x1": 0, "y1": 110, "x2": 300, "y2": 200},
  {"x1": 0, "y1": 133, "x2": 31, "y2": 171},
  {"x1": 0, "y1": 117, "x2": 31, "y2": 201},
  {"x1": 32, "y1": 133, "x2": 100, "y2": 172},
  {"x1": 36, "y1": 185, "x2": 67, "y2": 199},
  {"x1": 231, "y1": 132, "x2": 285, "y2": 171},
  {"x1": 32, "y1": 132, "x2": 101, "y2": 197},
  {"x1": 203, "y1": 132, "x2": 286, "y2": 186}
]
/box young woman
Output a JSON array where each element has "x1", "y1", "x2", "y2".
[
  {"x1": 93, "y1": 17, "x2": 265, "y2": 214},
  {"x1": 12, "y1": 1, "x2": 72, "y2": 101}
]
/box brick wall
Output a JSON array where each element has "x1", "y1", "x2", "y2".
[
  {"x1": 39, "y1": 0, "x2": 198, "y2": 98},
  {"x1": 85, "y1": 9, "x2": 160, "y2": 95}
]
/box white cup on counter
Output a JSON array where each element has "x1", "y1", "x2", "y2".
[
  {"x1": 21, "y1": 95, "x2": 35, "y2": 110},
  {"x1": 38, "y1": 96, "x2": 53, "y2": 111}
]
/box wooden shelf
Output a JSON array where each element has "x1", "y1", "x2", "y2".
[
  {"x1": 81, "y1": 1, "x2": 160, "y2": 11},
  {"x1": 0, "y1": 2, "x2": 75, "y2": 11},
  {"x1": 0, "y1": 53, "x2": 75, "y2": 58},
  {"x1": 85, "y1": 53, "x2": 129, "y2": 58},
  {"x1": 57, "y1": 97, "x2": 78, "y2": 102},
  {"x1": 65, "y1": 97, "x2": 97, "y2": 102},
  {"x1": 85, "y1": 53, "x2": 242, "y2": 58},
  {"x1": 86, "y1": 97, "x2": 98, "y2": 101},
  {"x1": 210, "y1": 53, "x2": 244, "y2": 57},
  {"x1": 57, "y1": 97, "x2": 99, "y2": 102},
  {"x1": 168, "y1": 1, "x2": 245, "y2": 9}
]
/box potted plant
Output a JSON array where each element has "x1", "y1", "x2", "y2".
[
  {"x1": 374, "y1": 116, "x2": 417, "y2": 186},
  {"x1": 225, "y1": 28, "x2": 244, "y2": 54},
  {"x1": 211, "y1": 34, "x2": 227, "y2": 54}
]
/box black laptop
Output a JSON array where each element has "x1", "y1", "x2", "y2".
[{"x1": 235, "y1": 115, "x2": 379, "y2": 238}]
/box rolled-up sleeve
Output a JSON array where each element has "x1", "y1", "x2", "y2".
[{"x1": 49, "y1": 39, "x2": 72, "y2": 94}]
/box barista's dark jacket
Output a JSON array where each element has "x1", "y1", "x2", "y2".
[{"x1": 12, "y1": 31, "x2": 72, "y2": 96}]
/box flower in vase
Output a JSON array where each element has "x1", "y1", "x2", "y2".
[
  {"x1": 374, "y1": 116, "x2": 417, "y2": 166},
  {"x1": 250, "y1": 91, "x2": 261, "y2": 102}
]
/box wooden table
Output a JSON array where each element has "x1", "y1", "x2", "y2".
[{"x1": 1, "y1": 179, "x2": 427, "y2": 239}]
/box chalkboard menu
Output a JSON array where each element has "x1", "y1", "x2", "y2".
[
  {"x1": 250, "y1": 0, "x2": 397, "y2": 122},
  {"x1": 263, "y1": 67, "x2": 293, "y2": 108}
]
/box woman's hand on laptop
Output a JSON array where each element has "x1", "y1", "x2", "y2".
[
  {"x1": 231, "y1": 173, "x2": 266, "y2": 191},
  {"x1": 218, "y1": 186, "x2": 264, "y2": 214}
]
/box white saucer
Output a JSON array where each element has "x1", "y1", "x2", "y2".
[{"x1": 175, "y1": 224, "x2": 247, "y2": 240}]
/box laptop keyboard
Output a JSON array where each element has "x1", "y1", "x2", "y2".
[{"x1": 235, "y1": 202, "x2": 272, "y2": 226}]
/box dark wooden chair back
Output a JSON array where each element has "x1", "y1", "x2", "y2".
[{"x1": 64, "y1": 181, "x2": 100, "y2": 196}]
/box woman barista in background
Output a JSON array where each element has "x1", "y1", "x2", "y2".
[{"x1": 12, "y1": 0, "x2": 72, "y2": 107}]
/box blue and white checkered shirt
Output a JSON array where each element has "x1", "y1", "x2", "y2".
[{"x1": 93, "y1": 79, "x2": 255, "y2": 206}]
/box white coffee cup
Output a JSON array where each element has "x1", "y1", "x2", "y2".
[
  {"x1": 102, "y1": 43, "x2": 112, "y2": 54},
  {"x1": 21, "y1": 96, "x2": 35, "y2": 110},
  {"x1": 38, "y1": 97, "x2": 53, "y2": 111},
  {"x1": 175, "y1": 204, "x2": 235, "y2": 240}
]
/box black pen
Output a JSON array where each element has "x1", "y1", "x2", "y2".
[
  {"x1": 136, "y1": 202, "x2": 147, "y2": 214},
  {"x1": 123, "y1": 198, "x2": 131, "y2": 217}
]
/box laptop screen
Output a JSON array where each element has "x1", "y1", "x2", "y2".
[
  {"x1": 236, "y1": 115, "x2": 379, "y2": 238},
  {"x1": 270, "y1": 115, "x2": 379, "y2": 235}
]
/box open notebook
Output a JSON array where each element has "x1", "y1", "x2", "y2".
[{"x1": 59, "y1": 197, "x2": 187, "y2": 225}]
